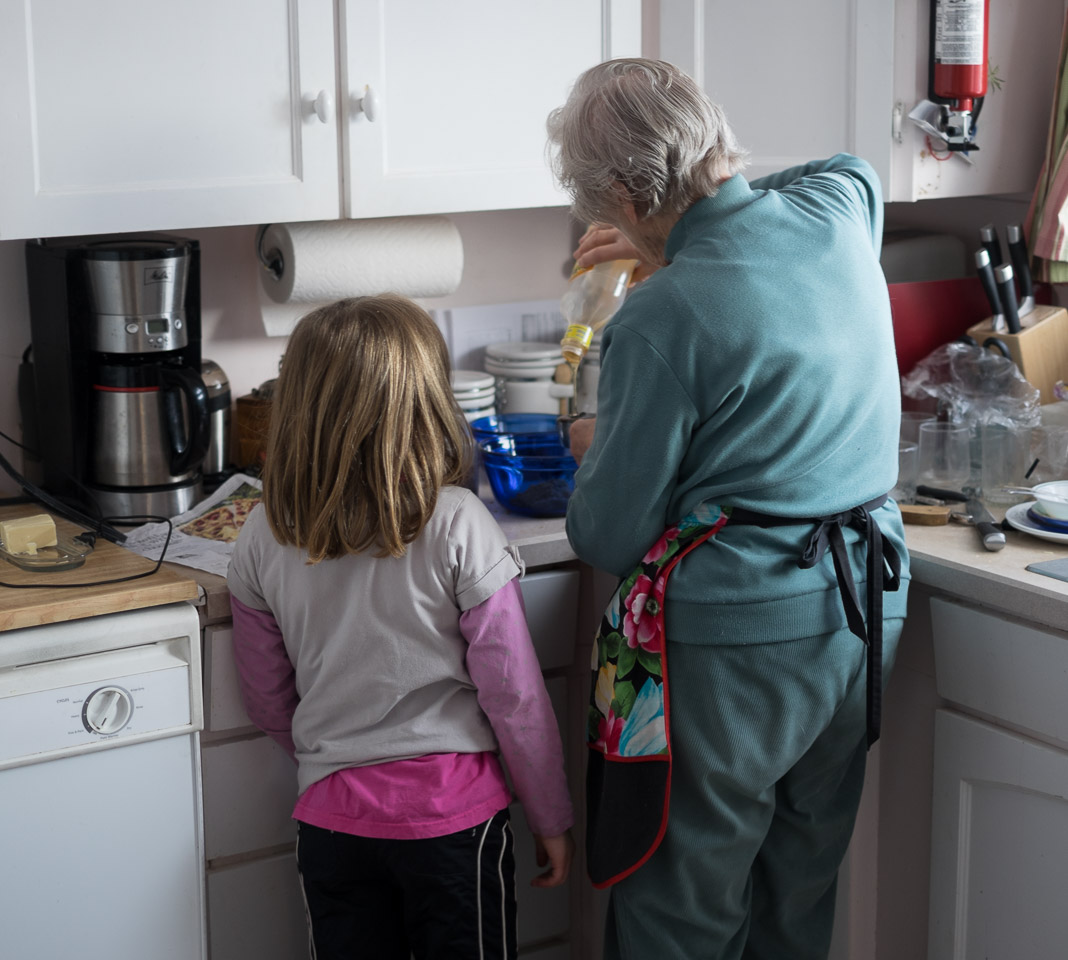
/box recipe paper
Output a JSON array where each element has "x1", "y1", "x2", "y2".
[{"x1": 121, "y1": 473, "x2": 262, "y2": 578}]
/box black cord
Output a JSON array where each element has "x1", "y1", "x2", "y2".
[
  {"x1": 0, "y1": 515, "x2": 173, "y2": 590},
  {"x1": 0, "y1": 429, "x2": 126, "y2": 544}
]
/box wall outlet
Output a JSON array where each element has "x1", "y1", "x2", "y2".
[{"x1": 433, "y1": 299, "x2": 566, "y2": 372}]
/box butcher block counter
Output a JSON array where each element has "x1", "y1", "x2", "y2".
[{"x1": 0, "y1": 504, "x2": 199, "y2": 631}]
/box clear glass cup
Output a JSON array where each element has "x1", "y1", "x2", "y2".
[
  {"x1": 980, "y1": 424, "x2": 1032, "y2": 503},
  {"x1": 900, "y1": 411, "x2": 937, "y2": 445},
  {"x1": 892, "y1": 440, "x2": 919, "y2": 503},
  {"x1": 918, "y1": 421, "x2": 971, "y2": 492}
]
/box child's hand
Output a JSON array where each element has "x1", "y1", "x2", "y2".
[{"x1": 531, "y1": 830, "x2": 575, "y2": 888}]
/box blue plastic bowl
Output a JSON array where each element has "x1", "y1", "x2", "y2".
[
  {"x1": 479, "y1": 434, "x2": 578, "y2": 518},
  {"x1": 470, "y1": 413, "x2": 559, "y2": 444}
]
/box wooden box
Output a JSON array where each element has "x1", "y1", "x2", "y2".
[{"x1": 966, "y1": 304, "x2": 1068, "y2": 404}]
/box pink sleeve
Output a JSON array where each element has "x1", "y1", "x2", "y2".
[
  {"x1": 459, "y1": 578, "x2": 574, "y2": 838},
  {"x1": 230, "y1": 595, "x2": 298, "y2": 761}
]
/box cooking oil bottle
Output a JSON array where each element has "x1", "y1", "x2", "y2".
[{"x1": 559, "y1": 259, "x2": 638, "y2": 414}]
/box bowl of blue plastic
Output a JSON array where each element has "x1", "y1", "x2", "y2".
[
  {"x1": 470, "y1": 413, "x2": 559, "y2": 445},
  {"x1": 478, "y1": 434, "x2": 578, "y2": 518}
]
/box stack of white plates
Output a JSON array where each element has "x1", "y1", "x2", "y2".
[
  {"x1": 484, "y1": 342, "x2": 572, "y2": 415},
  {"x1": 450, "y1": 369, "x2": 496, "y2": 422}
]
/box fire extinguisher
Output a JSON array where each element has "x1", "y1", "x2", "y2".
[{"x1": 930, "y1": 0, "x2": 989, "y2": 150}]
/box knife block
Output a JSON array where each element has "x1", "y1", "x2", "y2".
[{"x1": 966, "y1": 304, "x2": 1068, "y2": 404}]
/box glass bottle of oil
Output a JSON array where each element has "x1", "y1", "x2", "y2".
[{"x1": 559, "y1": 259, "x2": 638, "y2": 414}]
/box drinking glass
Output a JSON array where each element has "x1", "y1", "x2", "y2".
[
  {"x1": 900, "y1": 411, "x2": 937, "y2": 445},
  {"x1": 918, "y1": 421, "x2": 971, "y2": 492},
  {"x1": 980, "y1": 424, "x2": 1032, "y2": 503},
  {"x1": 892, "y1": 441, "x2": 918, "y2": 503}
]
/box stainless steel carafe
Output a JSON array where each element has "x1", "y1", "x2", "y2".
[
  {"x1": 91, "y1": 364, "x2": 210, "y2": 488},
  {"x1": 200, "y1": 359, "x2": 231, "y2": 479}
]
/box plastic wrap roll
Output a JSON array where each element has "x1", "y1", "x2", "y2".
[{"x1": 259, "y1": 217, "x2": 464, "y2": 304}]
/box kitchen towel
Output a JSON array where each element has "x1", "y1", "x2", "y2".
[{"x1": 259, "y1": 217, "x2": 464, "y2": 305}]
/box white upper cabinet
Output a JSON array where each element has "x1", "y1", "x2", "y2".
[
  {"x1": 659, "y1": 0, "x2": 1065, "y2": 201},
  {"x1": 0, "y1": 1, "x2": 641, "y2": 239},
  {"x1": 339, "y1": 0, "x2": 641, "y2": 217},
  {"x1": 0, "y1": 0, "x2": 340, "y2": 240}
]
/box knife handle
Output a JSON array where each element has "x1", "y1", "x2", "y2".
[
  {"x1": 1006, "y1": 223, "x2": 1034, "y2": 300},
  {"x1": 980, "y1": 223, "x2": 1004, "y2": 267},
  {"x1": 974, "y1": 248, "x2": 1003, "y2": 321},
  {"x1": 976, "y1": 520, "x2": 1007, "y2": 551},
  {"x1": 916, "y1": 484, "x2": 967, "y2": 502},
  {"x1": 994, "y1": 263, "x2": 1021, "y2": 334}
]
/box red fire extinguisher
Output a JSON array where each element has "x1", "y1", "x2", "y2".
[{"x1": 931, "y1": 0, "x2": 989, "y2": 150}]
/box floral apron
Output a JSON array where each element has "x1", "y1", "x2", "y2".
[{"x1": 585, "y1": 497, "x2": 900, "y2": 888}]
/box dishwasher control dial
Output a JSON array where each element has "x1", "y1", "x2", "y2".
[{"x1": 82, "y1": 685, "x2": 134, "y2": 735}]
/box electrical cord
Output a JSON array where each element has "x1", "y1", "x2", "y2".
[
  {"x1": 0, "y1": 430, "x2": 176, "y2": 588},
  {"x1": 0, "y1": 428, "x2": 126, "y2": 544},
  {"x1": 0, "y1": 515, "x2": 173, "y2": 590}
]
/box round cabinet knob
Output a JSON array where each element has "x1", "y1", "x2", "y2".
[
  {"x1": 83, "y1": 685, "x2": 133, "y2": 735},
  {"x1": 312, "y1": 89, "x2": 333, "y2": 124},
  {"x1": 356, "y1": 85, "x2": 378, "y2": 122}
]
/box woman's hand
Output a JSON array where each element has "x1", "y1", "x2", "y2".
[
  {"x1": 574, "y1": 224, "x2": 658, "y2": 283},
  {"x1": 531, "y1": 830, "x2": 575, "y2": 888},
  {"x1": 567, "y1": 417, "x2": 597, "y2": 465}
]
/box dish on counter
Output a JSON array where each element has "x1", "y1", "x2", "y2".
[
  {"x1": 0, "y1": 534, "x2": 94, "y2": 571},
  {"x1": 1026, "y1": 505, "x2": 1068, "y2": 534},
  {"x1": 1004, "y1": 502, "x2": 1068, "y2": 544}
]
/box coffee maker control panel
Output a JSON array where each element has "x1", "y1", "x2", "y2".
[{"x1": 94, "y1": 314, "x2": 187, "y2": 354}]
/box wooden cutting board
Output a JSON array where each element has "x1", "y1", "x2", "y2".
[{"x1": 0, "y1": 505, "x2": 199, "y2": 632}]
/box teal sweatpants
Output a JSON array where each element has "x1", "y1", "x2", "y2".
[{"x1": 603, "y1": 620, "x2": 904, "y2": 960}]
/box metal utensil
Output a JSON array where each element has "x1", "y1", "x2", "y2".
[
  {"x1": 974, "y1": 248, "x2": 1004, "y2": 330},
  {"x1": 994, "y1": 263, "x2": 1022, "y2": 334},
  {"x1": 964, "y1": 494, "x2": 1007, "y2": 551},
  {"x1": 1006, "y1": 224, "x2": 1035, "y2": 318},
  {"x1": 917, "y1": 484, "x2": 1007, "y2": 551},
  {"x1": 999, "y1": 486, "x2": 1068, "y2": 504}
]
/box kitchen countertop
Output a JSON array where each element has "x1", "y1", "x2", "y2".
[
  {"x1": 0, "y1": 505, "x2": 200, "y2": 631},
  {"x1": 902, "y1": 506, "x2": 1068, "y2": 631},
  {"x1": 173, "y1": 487, "x2": 1068, "y2": 635}
]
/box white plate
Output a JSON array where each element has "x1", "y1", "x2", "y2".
[{"x1": 1004, "y1": 502, "x2": 1068, "y2": 544}]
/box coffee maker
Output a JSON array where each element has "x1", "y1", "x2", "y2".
[{"x1": 24, "y1": 236, "x2": 210, "y2": 518}]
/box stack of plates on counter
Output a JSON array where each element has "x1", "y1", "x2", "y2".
[
  {"x1": 451, "y1": 370, "x2": 495, "y2": 422},
  {"x1": 1003, "y1": 502, "x2": 1068, "y2": 543}
]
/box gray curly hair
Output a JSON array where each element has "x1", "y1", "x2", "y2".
[{"x1": 546, "y1": 58, "x2": 748, "y2": 225}]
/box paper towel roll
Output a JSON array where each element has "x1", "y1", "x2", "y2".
[{"x1": 260, "y1": 217, "x2": 464, "y2": 304}]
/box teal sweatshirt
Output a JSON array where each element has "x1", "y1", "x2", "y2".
[{"x1": 565, "y1": 154, "x2": 910, "y2": 645}]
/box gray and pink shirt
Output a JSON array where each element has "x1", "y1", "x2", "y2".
[{"x1": 227, "y1": 488, "x2": 573, "y2": 840}]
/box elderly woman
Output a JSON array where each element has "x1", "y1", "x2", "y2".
[{"x1": 547, "y1": 59, "x2": 910, "y2": 960}]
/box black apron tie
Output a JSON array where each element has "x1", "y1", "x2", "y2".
[{"x1": 729, "y1": 495, "x2": 901, "y2": 747}]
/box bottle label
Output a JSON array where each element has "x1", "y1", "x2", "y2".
[{"x1": 563, "y1": 324, "x2": 594, "y2": 349}]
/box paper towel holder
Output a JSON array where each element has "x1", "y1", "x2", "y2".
[{"x1": 255, "y1": 224, "x2": 284, "y2": 281}]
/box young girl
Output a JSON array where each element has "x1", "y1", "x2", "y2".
[{"x1": 227, "y1": 295, "x2": 574, "y2": 960}]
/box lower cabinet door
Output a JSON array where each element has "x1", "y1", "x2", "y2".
[
  {"x1": 511, "y1": 802, "x2": 570, "y2": 951},
  {"x1": 929, "y1": 709, "x2": 1068, "y2": 959},
  {"x1": 207, "y1": 853, "x2": 307, "y2": 960}
]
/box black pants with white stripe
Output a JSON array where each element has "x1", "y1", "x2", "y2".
[{"x1": 296, "y1": 809, "x2": 517, "y2": 959}]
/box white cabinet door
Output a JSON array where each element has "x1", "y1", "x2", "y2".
[
  {"x1": 0, "y1": 0, "x2": 340, "y2": 240},
  {"x1": 929, "y1": 709, "x2": 1068, "y2": 960},
  {"x1": 659, "y1": 0, "x2": 1064, "y2": 202},
  {"x1": 339, "y1": 0, "x2": 642, "y2": 217},
  {"x1": 207, "y1": 853, "x2": 308, "y2": 960}
]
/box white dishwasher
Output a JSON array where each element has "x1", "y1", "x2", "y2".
[{"x1": 0, "y1": 601, "x2": 206, "y2": 960}]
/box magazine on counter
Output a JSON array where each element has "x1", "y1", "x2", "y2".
[{"x1": 121, "y1": 473, "x2": 262, "y2": 578}]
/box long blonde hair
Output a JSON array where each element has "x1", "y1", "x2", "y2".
[{"x1": 261, "y1": 295, "x2": 473, "y2": 561}]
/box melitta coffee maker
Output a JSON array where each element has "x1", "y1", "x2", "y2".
[{"x1": 24, "y1": 236, "x2": 210, "y2": 518}]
